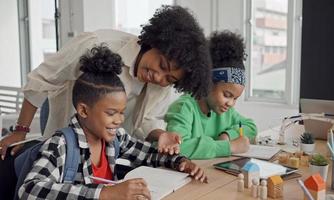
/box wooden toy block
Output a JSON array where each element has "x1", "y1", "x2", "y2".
[
  {"x1": 304, "y1": 173, "x2": 326, "y2": 200},
  {"x1": 300, "y1": 155, "x2": 309, "y2": 167},
  {"x1": 260, "y1": 179, "x2": 268, "y2": 200},
  {"x1": 294, "y1": 150, "x2": 304, "y2": 158},
  {"x1": 278, "y1": 153, "x2": 289, "y2": 165},
  {"x1": 288, "y1": 157, "x2": 300, "y2": 168},
  {"x1": 237, "y1": 173, "x2": 244, "y2": 192},
  {"x1": 242, "y1": 162, "x2": 260, "y2": 188},
  {"x1": 251, "y1": 178, "x2": 259, "y2": 198},
  {"x1": 268, "y1": 175, "x2": 283, "y2": 199}
]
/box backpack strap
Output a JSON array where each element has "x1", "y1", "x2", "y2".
[
  {"x1": 61, "y1": 127, "x2": 80, "y2": 183},
  {"x1": 113, "y1": 134, "x2": 120, "y2": 159},
  {"x1": 14, "y1": 142, "x2": 44, "y2": 200}
]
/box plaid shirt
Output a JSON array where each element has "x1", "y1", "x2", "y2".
[{"x1": 19, "y1": 115, "x2": 186, "y2": 200}]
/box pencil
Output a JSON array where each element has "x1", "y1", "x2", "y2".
[
  {"x1": 327, "y1": 142, "x2": 334, "y2": 157},
  {"x1": 89, "y1": 176, "x2": 156, "y2": 193},
  {"x1": 239, "y1": 122, "x2": 243, "y2": 137},
  {"x1": 296, "y1": 179, "x2": 314, "y2": 200},
  {"x1": 89, "y1": 176, "x2": 119, "y2": 184},
  {"x1": 330, "y1": 129, "x2": 334, "y2": 149},
  {"x1": 178, "y1": 138, "x2": 182, "y2": 144}
]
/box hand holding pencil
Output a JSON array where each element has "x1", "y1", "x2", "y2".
[
  {"x1": 99, "y1": 178, "x2": 151, "y2": 200},
  {"x1": 239, "y1": 122, "x2": 243, "y2": 137},
  {"x1": 230, "y1": 122, "x2": 249, "y2": 154}
]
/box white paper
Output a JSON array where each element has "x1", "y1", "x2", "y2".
[
  {"x1": 124, "y1": 166, "x2": 191, "y2": 200},
  {"x1": 232, "y1": 145, "x2": 281, "y2": 160}
]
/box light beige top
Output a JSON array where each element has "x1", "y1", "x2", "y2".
[{"x1": 23, "y1": 29, "x2": 180, "y2": 140}]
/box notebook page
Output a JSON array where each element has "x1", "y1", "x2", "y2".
[
  {"x1": 232, "y1": 145, "x2": 281, "y2": 160},
  {"x1": 124, "y1": 166, "x2": 190, "y2": 200}
]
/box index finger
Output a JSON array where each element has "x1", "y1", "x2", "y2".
[
  {"x1": 131, "y1": 179, "x2": 151, "y2": 200},
  {"x1": 174, "y1": 145, "x2": 180, "y2": 154}
]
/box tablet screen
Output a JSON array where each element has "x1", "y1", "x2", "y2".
[{"x1": 214, "y1": 157, "x2": 297, "y2": 179}]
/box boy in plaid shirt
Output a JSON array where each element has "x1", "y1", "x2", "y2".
[{"x1": 18, "y1": 45, "x2": 207, "y2": 200}]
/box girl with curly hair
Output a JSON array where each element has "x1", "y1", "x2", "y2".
[{"x1": 163, "y1": 31, "x2": 257, "y2": 159}]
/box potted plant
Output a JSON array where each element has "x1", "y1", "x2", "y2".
[
  {"x1": 310, "y1": 153, "x2": 329, "y2": 181},
  {"x1": 300, "y1": 132, "x2": 315, "y2": 154}
]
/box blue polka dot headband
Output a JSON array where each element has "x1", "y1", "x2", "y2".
[{"x1": 212, "y1": 67, "x2": 245, "y2": 86}]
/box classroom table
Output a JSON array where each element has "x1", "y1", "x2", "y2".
[{"x1": 164, "y1": 140, "x2": 334, "y2": 200}]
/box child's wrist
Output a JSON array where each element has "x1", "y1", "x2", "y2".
[
  {"x1": 175, "y1": 157, "x2": 188, "y2": 169},
  {"x1": 11, "y1": 123, "x2": 30, "y2": 133},
  {"x1": 219, "y1": 133, "x2": 230, "y2": 141}
]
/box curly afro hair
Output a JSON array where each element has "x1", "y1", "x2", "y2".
[
  {"x1": 209, "y1": 30, "x2": 246, "y2": 70},
  {"x1": 138, "y1": 5, "x2": 211, "y2": 99},
  {"x1": 72, "y1": 44, "x2": 125, "y2": 107}
]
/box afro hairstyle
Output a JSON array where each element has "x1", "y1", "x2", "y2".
[
  {"x1": 209, "y1": 30, "x2": 246, "y2": 70},
  {"x1": 72, "y1": 44, "x2": 125, "y2": 108},
  {"x1": 138, "y1": 5, "x2": 211, "y2": 99}
]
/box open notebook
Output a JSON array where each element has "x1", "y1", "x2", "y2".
[
  {"x1": 232, "y1": 145, "x2": 281, "y2": 160},
  {"x1": 123, "y1": 166, "x2": 192, "y2": 200}
]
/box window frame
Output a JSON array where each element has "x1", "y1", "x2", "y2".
[
  {"x1": 17, "y1": 0, "x2": 30, "y2": 85},
  {"x1": 244, "y1": 0, "x2": 302, "y2": 106},
  {"x1": 17, "y1": 0, "x2": 60, "y2": 86}
]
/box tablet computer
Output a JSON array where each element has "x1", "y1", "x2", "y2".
[{"x1": 213, "y1": 157, "x2": 298, "y2": 179}]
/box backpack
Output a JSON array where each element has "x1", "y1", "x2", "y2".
[{"x1": 13, "y1": 127, "x2": 120, "y2": 200}]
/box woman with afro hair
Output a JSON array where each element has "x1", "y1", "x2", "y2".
[
  {"x1": 0, "y1": 5, "x2": 211, "y2": 161},
  {"x1": 164, "y1": 30, "x2": 257, "y2": 159}
]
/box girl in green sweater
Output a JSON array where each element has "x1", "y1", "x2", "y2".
[{"x1": 162, "y1": 31, "x2": 257, "y2": 159}]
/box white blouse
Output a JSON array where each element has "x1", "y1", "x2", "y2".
[{"x1": 23, "y1": 29, "x2": 180, "y2": 140}]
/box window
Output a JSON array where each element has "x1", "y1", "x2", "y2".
[
  {"x1": 245, "y1": 0, "x2": 302, "y2": 104},
  {"x1": 0, "y1": 0, "x2": 58, "y2": 87},
  {"x1": 113, "y1": 0, "x2": 174, "y2": 35},
  {"x1": 0, "y1": 0, "x2": 21, "y2": 87},
  {"x1": 29, "y1": 0, "x2": 58, "y2": 70}
]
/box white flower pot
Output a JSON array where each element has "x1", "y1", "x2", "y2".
[
  {"x1": 310, "y1": 164, "x2": 329, "y2": 181},
  {"x1": 300, "y1": 143, "x2": 315, "y2": 154}
]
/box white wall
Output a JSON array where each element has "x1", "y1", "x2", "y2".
[
  {"x1": 0, "y1": 0, "x2": 21, "y2": 87},
  {"x1": 58, "y1": 0, "x2": 82, "y2": 47},
  {"x1": 176, "y1": 0, "x2": 214, "y2": 36},
  {"x1": 83, "y1": 0, "x2": 114, "y2": 31},
  {"x1": 59, "y1": 0, "x2": 116, "y2": 45},
  {"x1": 217, "y1": 0, "x2": 245, "y2": 34}
]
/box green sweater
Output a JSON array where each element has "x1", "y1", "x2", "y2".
[{"x1": 165, "y1": 94, "x2": 257, "y2": 159}]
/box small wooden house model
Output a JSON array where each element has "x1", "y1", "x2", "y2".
[
  {"x1": 268, "y1": 175, "x2": 283, "y2": 198},
  {"x1": 304, "y1": 173, "x2": 326, "y2": 200},
  {"x1": 241, "y1": 161, "x2": 260, "y2": 188}
]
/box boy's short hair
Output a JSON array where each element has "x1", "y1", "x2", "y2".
[
  {"x1": 72, "y1": 44, "x2": 125, "y2": 107},
  {"x1": 209, "y1": 30, "x2": 246, "y2": 70},
  {"x1": 138, "y1": 5, "x2": 211, "y2": 99}
]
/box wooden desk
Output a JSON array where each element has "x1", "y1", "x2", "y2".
[{"x1": 164, "y1": 140, "x2": 334, "y2": 200}]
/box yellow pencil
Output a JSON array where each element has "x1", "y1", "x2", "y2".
[{"x1": 239, "y1": 122, "x2": 243, "y2": 137}]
